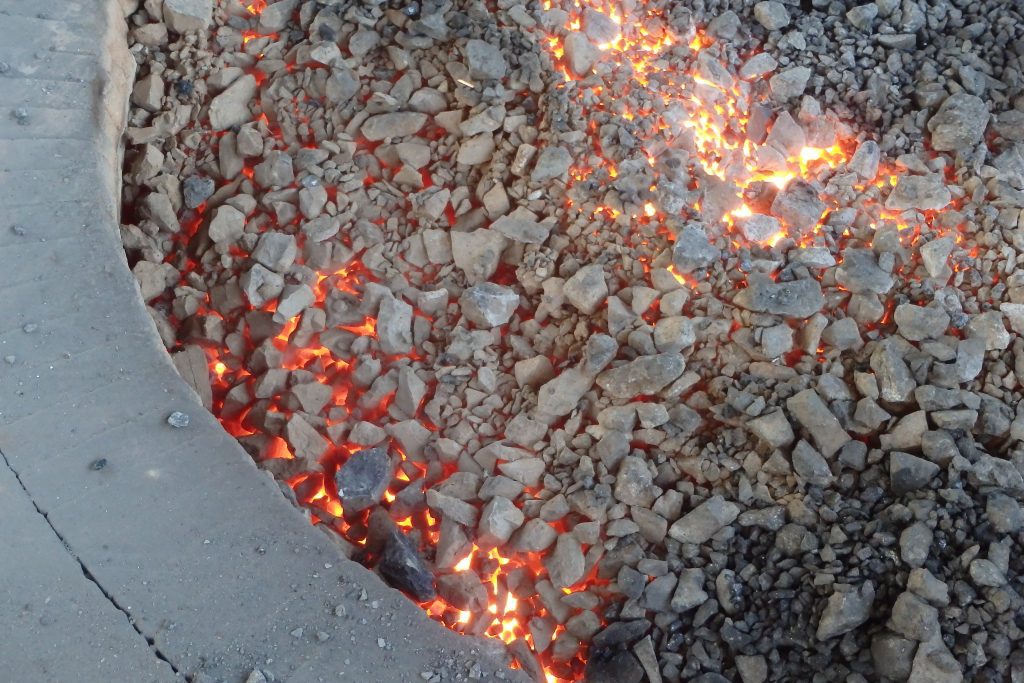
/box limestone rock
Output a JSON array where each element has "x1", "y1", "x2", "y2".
[{"x1": 459, "y1": 283, "x2": 519, "y2": 328}]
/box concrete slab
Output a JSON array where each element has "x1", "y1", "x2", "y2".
[{"x1": 0, "y1": 454, "x2": 179, "y2": 682}]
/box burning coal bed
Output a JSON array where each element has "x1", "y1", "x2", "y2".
[{"x1": 120, "y1": 0, "x2": 1024, "y2": 680}]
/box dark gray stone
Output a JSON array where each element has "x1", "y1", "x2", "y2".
[
  {"x1": 377, "y1": 527, "x2": 435, "y2": 602},
  {"x1": 335, "y1": 448, "x2": 394, "y2": 513}
]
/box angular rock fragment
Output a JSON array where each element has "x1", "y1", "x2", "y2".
[
  {"x1": 477, "y1": 496, "x2": 525, "y2": 548},
  {"x1": 735, "y1": 273, "x2": 825, "y2": 318},
  {"x1": 565, "y1": 32, "x2": 600, "y2": 76},
  {"x1": 927, "y1": 92, "x2": 989, "y2": 151},
  {"x1": 163, "y1": 0, "x2": 211, "y2": 34},
  {"x1": 836, "y1": 249, "x2": 893, "y2": 294},
  {"x1": 871, "y1": 633, "x2": 917, "y2": 681},
  {"x1": 273, "y1": 284, "x2": 314, "y2": 322},
  {"x1": 899, "y1": 522, "x2": 932, "y2": 567},
  {"x1": 671, "y1": 568, "x2": 709, "y2": 612},
  {"x1": 736, "y1": 213, "x2": 781, "y2": 242},
  {"x1": 672, "y1": 224, "x2": 720, "y2": 274},
  {"x1": 770, "y1": 66, "x2": 811, "y2": 99},
  {"x1": 545, "y1": 535, "x2": 585, "y2": 588},
  {"x1": 871, "y1": 339, "x2": 917, "y2": 402},
  {"x1": 258, "y1": 0, "x2": 299, "y2": 32},
  {"x1": 536, "y1": 368, "x2": 592, "y2": 418},
  {"x1": 653, "y1": 317, "x2": 695, "y2": 353},
  {"x1": 377, "y1": 293, "x2": 413, "y2": 355},
  {"x1": 252, "y1": 231, "x2": 297, "y2": 272},
  {"x1": 786, "y1": 388, "x2": 850, "y2": 457},
  {"x1": 209, "y1": 74, "x2": 256, "y2": 131},
  {"x1": 464, "y1": 39, "x2": 508, "y2": 80},
  {"x1": 459, "y1": 283, "x2": 519, "y2": 328},
  {"x1": 436, "y1": 572, "x2": 487, "y2": 612},
  {"x1": 597, "y1": 354, "x2": 685, "y2": 398},
  {"x1": 361, "y1": 112, "x2": 428, "y2": 141},
  {"x1": 326, "y1": 66, "x2": 360, "y2": 104},
  {"x1": 457, "y1": 134, "x2": 495, "y2": 165},
  {"x1": 890, "y1": 419, "x2": 935, "y2": 465},
  {"x1": 966, "y1": 310, "x2": 1010, "y2": 350},
  {"x1": 498, "y1": 458, "x2": 545, "y2": 488},
  {"x1": 885, "y1": 175, "x2": 951, "y2": 211},
  {"x1": 132, "y1": 74, "x2": 163, "y2": 113},
  {"x1": 668, "y1": 495, "x2": 740, "y2": 544},
  {"x1": 581, "y1": 6, "x2": 620, "y2": 44},
  {"x1": 515, "y1": 356, "x2": 555, "y2": 388},
  {"x1": 254, "y1": 151, "x2": 294, "y2": 188},
  {"x1": 583, "y1": 650, "x2": 644, "y2": 683},
  {"x1": 889, "y1": 591, "x2": 939, "y2": 642},
  {"x1": 890, "y1": 452, "x2": 940, "y2": 495},
  {"x1": 894, "y1": 303, "x2": 950, "y2": 341},
  {"x1": 240, "y1": 264, "x2": 284, "y2": 308},
  {"x1": 754, "y1": 1, "x2": 790, "y2": 29},
  {"x1": 531, "y1": 146, "x2": 572, "y2": 182},
  {"x1": 921, "y1": 236, "x2": 950, "y2": 278},
  {"x1": 133, "y1": 261, "x2": 178, "y2": 301},
  {"x1": 426, "y1": 490, "x2": 479, "y2": 526},
  {"x1": 816, "y1": 582, "x2": 875, "y2": 640},
  {"x1": 335, "y1": 447, "x2": 394, "y2": 513},
  {"x1": 908, "y1": 637, "x2": 963, "y2": 683},
  {"x1": 511, "y1": 518, "x2": 557, "y2": 552},
  {"x1": 747, "y1": 409, "x2": 794, "y2": 448},
  {"x1": 182, "y1": 175, "x2": 214, "y2": 209},
  {"x1": 848, "y1": 140, "x2": 880, "y2": 179},
  {"x1": 771, "y1": 180, "x2": 826, "y2": 233},
  {"x1": 614, "y1": 456, "x2": 656, "y2": 507},
  {"x1": 739, "y1": 53, "x2": 777, "y2": 80},
  {"x1": 142, "y1": 192, "x2": 179, "y2": 233},
  {"x1": 563, "y1": 264, "x2": 608, "y2": 314},
  {"x1": 285, "y1": 414, "x2": 328, "y2": 461},
  {"x1": 451, "y1": 229, "x2": 507, "y2": 284},
  {"x1": 792, "y1": 440, "x2": 834, "y2": 486},
  {"x1": 491, "y1": 211, "x2": 551, "y2": 244},
  {"x1": 378, "y1": 526, "x2": 435, "y2": 602}
]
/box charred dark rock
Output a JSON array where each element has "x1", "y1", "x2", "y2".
[
  {"x1": 377, "y1": 527, "x2": 434, "y2": 602},
  {"x1": 334, "y1": 447, "x2": 394, "y2": 513},
  {"x1": 583, "y1": 648, "x2": 644, "y2": 683}
]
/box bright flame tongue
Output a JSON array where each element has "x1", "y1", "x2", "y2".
[{"x1": 198, "y1": 2, "x2": 864, "y2": 682}]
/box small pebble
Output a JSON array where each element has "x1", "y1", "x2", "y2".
[{"x1": 167, "y1": 411, "x2": 191, "y2": 428}]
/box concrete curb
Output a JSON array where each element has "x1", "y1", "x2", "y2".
[{"x1": 0, "y1": 2, "x2": 527, "y2": 681}]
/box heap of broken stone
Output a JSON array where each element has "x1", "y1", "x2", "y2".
[{"x1": 118, "y1": 0, "x2": 1024, "y2": 681}]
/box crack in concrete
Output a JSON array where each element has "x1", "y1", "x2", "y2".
[{"x1": 0, "y1": 447, "x2": 182, "y2": 677}]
